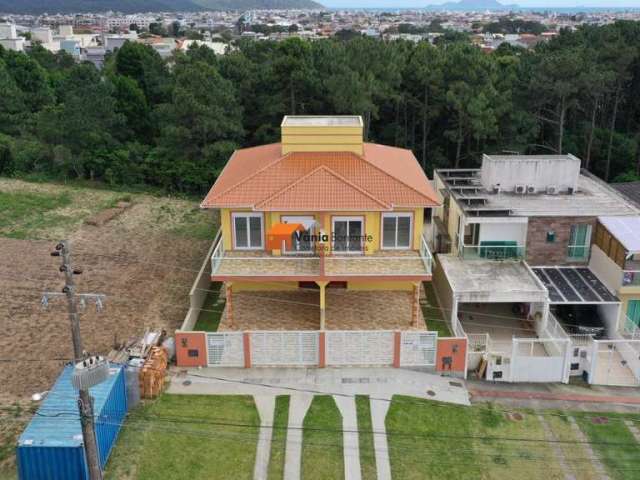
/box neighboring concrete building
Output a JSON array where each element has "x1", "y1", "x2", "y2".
[
  {"x1": 432, "y1": 154, "x2": 640, "y2": 386},
  {"x1": 31, "y1": 27, "x2": 53, "y2": 44},
  {"x1": 612, "y1": 181, "x2": 640, "y2": 209},
  {"x1": 0, "y1": 22, "x2": 17, "y2": 39},
  {"x1": 0, "y1": 23, "x2": 25, "y2": 52}
]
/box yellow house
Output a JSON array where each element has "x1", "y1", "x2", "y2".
[{"x1": 201, "y1": 116, "x2": 440, "y2": 331}]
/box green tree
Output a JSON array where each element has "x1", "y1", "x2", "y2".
[{"x1": 151, "y1": 59, "x2": 243, "y2": 191}]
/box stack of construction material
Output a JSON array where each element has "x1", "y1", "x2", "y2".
[{"x1": 139, "y1": 346, "x2": 168, "y2": 399}]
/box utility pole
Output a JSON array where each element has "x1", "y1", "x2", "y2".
[{"x1": 45, "y1": 240, "x2": 104, "y2": 480}]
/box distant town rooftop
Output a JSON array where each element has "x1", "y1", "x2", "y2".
[{"x1": 281, "y1": 115, "x2": 363, "y2": 127}]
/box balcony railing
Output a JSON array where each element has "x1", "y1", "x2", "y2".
[
  {"x1": 623, "y1": 315, "x2": 640, "y2": 340},
  {"x1": 460, "y1": 243, "x2": 526, "y2": 261},
  {"x1": 210, "y1": 234, "x2": 433, "y2": 278},
  {"x1": 622, "y1": 270, "x2": 640, "y2": 287}
]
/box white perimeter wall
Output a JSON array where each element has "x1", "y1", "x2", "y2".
[{"x1": 589, "y1": 245, "x2": 622, "y2": 295}]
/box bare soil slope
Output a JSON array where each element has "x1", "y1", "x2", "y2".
[{"x1": 0, "y1": 179, "x2": 216, "y2": 400}]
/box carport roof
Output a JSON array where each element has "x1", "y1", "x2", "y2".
[
  {"x1": 532, "y1": 267, "x2": 619, "y2": 304},
  {"x1": 438, "y1": 255, "x2": 548, "y2": 303}
]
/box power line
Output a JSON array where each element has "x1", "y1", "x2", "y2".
[{"x1": 6, "y1": 411, "x2": 640, "y2": 473}]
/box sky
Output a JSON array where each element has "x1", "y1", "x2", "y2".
[{"x1": 321, "y1": 1, "x2": 640, "y2": 8}]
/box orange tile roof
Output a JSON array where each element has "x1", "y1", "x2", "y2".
[
  {"x1": 256, "y1": 166, "x2": 391, "y2": 211},
  {"x1": 201, "y1": 143, "x2": 439, "y2": 211}
]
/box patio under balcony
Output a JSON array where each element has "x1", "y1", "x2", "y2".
[{"x1": 215, "y1": 288, "x2": 427, "y2": 332}]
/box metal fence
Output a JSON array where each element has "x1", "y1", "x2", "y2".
[
  {"x1": 206, "y1": 332, "x2": 244, "y2": 367},
  {"x1": 326, "y1": 330, "x2": 395, "y2": 366},
  {"x1": 250, "y1": 331, "x2": 319, "y2": 366},
  {"x1": 399, "y1": 331, "x2": 437, "y2": 366}
]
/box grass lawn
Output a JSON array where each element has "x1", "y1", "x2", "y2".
[
  {"x1": 193, "y1": 283, "x2": 225, "y2": 331},
  {"x1": 0, "y1": 178, "x2": 218, "y2": 241},
  {"x1": 472, "y1": 405, "x2": 565, "y2": 480},
  {"x1": 268, "y1": 396, "x2": 290, "y2": 480},
  {"x1": 105, "y1": 394, "x2": 259, "y2": 480},
  {"x1": 575, "y1": 413, "x2": 640, "y2": 480},
  {"x1": 301, "y1": 396, "x2": 344, "y2": 480},
  {"x1": 422, "y1": 282, "x2": 452, "y2": 337},
  {"x1": 0, "y1": 190, "x2": 72, "y2": 239},
  {"x1": 0, "y1": 403, "x2": 33, "y2": 480},
  {"x1": 387, "y1": 398, "x2": 572, "y2": 480},
  {"x1": 355, "y1": 395, "x2": 376, "y2": 480},
  {"x1": 386, "y1": 397, "x2": 480, "y2": 480},
  {"x1": 545, "y1": 414, "x2": 600, "y2": 480}
]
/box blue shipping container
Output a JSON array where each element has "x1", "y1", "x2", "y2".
[{"x1": 17, "y1": 364, "x2": 127, "y2": 480}]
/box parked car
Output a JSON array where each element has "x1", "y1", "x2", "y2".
[{"x1": 554, "y1": 304, "x2": 606, "y2": 338}]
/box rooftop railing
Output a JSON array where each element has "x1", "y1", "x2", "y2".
[{"x1": 460, "y1": 243, "x2": 526, "y2": 261}]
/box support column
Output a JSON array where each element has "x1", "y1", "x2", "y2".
[
  {"x1": 393, "y1": 331, "x2": 401, "y2": 368},
  {"x1": 243, "y1": 332, "x2": 251, "y2": 369},
  {"x1": 411, "y1": 282, "x2": 420, "y2": 327},
  {"x1": 318, "y1": 331, "x2": 326, "y2": 368},
  {"x1": 316, "y1": 281, "x2": 329, "y2": 330},
  {"x1": 225, "y1": 282, "x2": 234, "y2": 328}
]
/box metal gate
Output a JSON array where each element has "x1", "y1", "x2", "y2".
[
  {"x1": 250, "y1": 331, "x2": 319, "y2": 366},
  {"x1": 510, "y1": 338, "x2": 568, "y2": 383},
  {"x1": 206, "y1": 332, "x2": 244, "y2": 367},
  {"x1": 326, "y1": 330, "x2": 394, "y2": 366},
  {"x1": 590, "y1": 340, "x2": 640, "y2": 386},
  {"x1": 400, "y1": 331, "x2": 437, "y2": 366}
]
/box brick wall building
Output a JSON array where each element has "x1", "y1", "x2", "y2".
[{"x1": 526, "y1": 216, "x2": 596, "y2": 266}]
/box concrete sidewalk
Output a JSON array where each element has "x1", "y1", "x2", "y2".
[
  {"x1": 333, "y1": 395, "x2": 362, "y2": 480},
  {"x1": 168, "y1": 367, "x2": 470, "y2": 406},
  {"x1": 253, "y1": 395, "x2": 275, "y2": 480}
]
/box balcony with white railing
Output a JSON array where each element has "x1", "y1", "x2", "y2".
[
  {"x1": 460, "y1": 243, "x2": 526, "y2": 261},
  {"x1": 210, "y1": 234, "x2": 433, "y2": 280},
  {"x1": 622, "y1": 270, "x2": 640, "y2": 287},
  {"x1": 623, "y1": 315, "x2": 640, "y2": 340}
]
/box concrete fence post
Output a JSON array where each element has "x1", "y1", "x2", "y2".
[
  {"x1": 393, "y1": 331, "x2": 402, "y2": 368},
  {"x1": 318, "y1": 331, "x2": 326, "y2": 368},
  {"x1": 243, "y1": 332, "x2": 251, "y2": 369}
]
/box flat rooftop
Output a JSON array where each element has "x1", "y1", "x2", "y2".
[
  {"x1": 281, "y1": 115, "x2": 363, "y2": 127},
  {"x1": 438, "y1": 255, "x2": 547, "y2": 303},
  {"x1": 437, "y1": 169, "x2": 640, "y2": 217}
]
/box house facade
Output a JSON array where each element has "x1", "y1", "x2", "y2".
[
  {"x1": 432, "y1": 154, "x2": 640, "y2": 385},
  {"x1": 200, "y1": 116, "x2": 438, "y2": 332}
]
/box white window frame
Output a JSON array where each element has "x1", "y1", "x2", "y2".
[
  {"x1": 281, "y1": 215, "x2": 316, "y2": 255},
  {"x1": 567, "y1": 224, "x2": 592, "y2": 260},
  {"x1": 381, "y1": 212, "x2": 413, "y2": 250},
  {"x1": 332, "y1": 216, "x2": 364, "y2": 254},
  {"x1": 232, "y1": 212, "x2": 264, "y2": 250}
]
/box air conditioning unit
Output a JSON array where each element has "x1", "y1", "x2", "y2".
[
  {"x1": 526, "y1": 185, "x2": 536, "y2": 194},
  {"x1": 546, "y1": 185, "x2": 557, "y2": 195},
  {"x1": 514, "y1": 184, "x2": 526, "y2": 194}
]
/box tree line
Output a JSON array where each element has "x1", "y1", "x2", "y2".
[{"x1": 1, "y1": 21, "x2": 640, "y2": 195}]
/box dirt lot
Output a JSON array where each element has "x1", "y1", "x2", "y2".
[{"x1": 0, "y1": 178, "x2": 216, "y2": 400}]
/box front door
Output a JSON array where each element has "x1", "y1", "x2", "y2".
[{"x1": 332, "y1": 217, "x2": 364, "y2": 253}]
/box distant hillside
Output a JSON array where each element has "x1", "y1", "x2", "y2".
[
  {"x1": 0, "y1": 0, "x2": 323, "y2": 15},
  {"x1": 426, "y1": 0, "x2": 519, "y2": 11}
]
